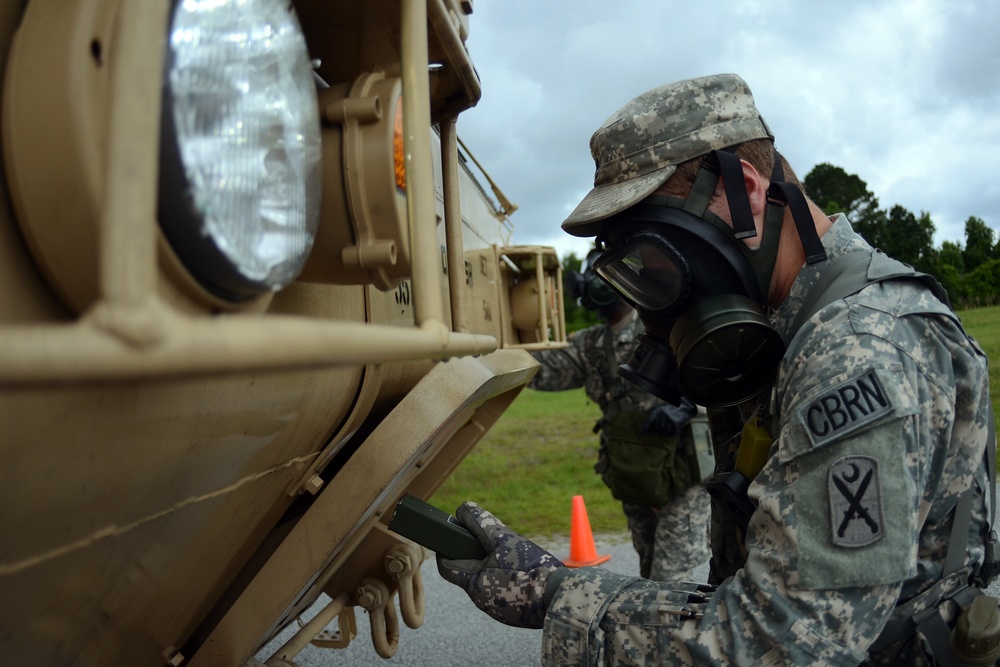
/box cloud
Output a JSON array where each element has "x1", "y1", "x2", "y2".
[{"x1": 458, "y1": 1, "x2": 1000, "y2": 259}]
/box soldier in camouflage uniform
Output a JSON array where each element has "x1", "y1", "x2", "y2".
[
  {"x1": 529, "y1": 268, "x2": 710, "y2": 582},
  {"x1": 438, "y1": 73, "x2": 996, "y2": 666}
]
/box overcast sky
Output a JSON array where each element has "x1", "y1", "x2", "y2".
[{"x1": 455, "y1": 0, "x2": 1000, "y2": 262}]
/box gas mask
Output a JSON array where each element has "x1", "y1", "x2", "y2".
[
  {"x1": 593, "y1": 149, "x2": 826, "y2": 408},
  {"x1": 564, "y1": 249, "x2": 623, "y2": 320}
]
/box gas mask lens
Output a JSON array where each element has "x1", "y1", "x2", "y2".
[{"x1": 593, "y1": 233, "x2": 689, "y2": 312}]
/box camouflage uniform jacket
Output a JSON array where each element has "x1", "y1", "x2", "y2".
[
  {"x1": 540, "y1": 216, "x2": 993, "y2": 666},
  {"x1": 529, "y1": 311, "x2": 660, "y2": 419}
]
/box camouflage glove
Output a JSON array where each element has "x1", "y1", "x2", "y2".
[
  {"x1": 436, "y1": 502, "x2": 565, "y2": 628},
  {"x1": 640, "y1": 397, "x2": 697, "y2": 436}
]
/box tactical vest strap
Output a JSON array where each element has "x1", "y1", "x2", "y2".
[
  {"x1": 972, "y1": 404, "x2": 999, "y2": 588},
  {"x1": 785, "y1": 248, "x2": 949, "y2": 346},
  {"x1": 947, "y1": 489, "x2": 976, "y2": 576},
  {"x1": 944, "y1": 403, "x2": 998, "y2": 588},
  {"x1": 912, "y1": 586, "x2": 984, "y2": 667},
  {"x1": 869, "y1": 571, "x2": 977, "y2": 653},
  {"x1": 784, "y1": 250, "x2": 866, "y2": 345}
]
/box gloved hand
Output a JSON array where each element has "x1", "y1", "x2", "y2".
[
  {"x1": 640, "y1": 397, "x2": 697, "y2": 436},
  {"x1": 436, "y1": 502, "x2": 565, "y2": 628}
]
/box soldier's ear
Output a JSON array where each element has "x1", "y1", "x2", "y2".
[{"x1": 740, "y1": 159, "x2": 768, "y2": 219}]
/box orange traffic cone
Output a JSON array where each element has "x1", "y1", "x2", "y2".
[{"x1": 562, "y1": 495, "x2": 611, "y2": 568}]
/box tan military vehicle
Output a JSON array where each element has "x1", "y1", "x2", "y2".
[{"x1": 0, "y1": 1, "x2": 566, "y2": 665}]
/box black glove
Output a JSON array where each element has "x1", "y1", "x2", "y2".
[
  {"x1": 640, "y1": 397, "x2": 697, "y2": 436},
  {"x1": 436, "y1": 502, "x2": 564, "y2": 628}
]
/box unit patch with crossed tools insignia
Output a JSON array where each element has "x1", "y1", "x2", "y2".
[{"x1": 828, "y1": 455, "x2": 884, "y2": 547}]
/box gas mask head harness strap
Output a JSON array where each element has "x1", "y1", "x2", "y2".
[{"x1": 592, "y1": 148, "x2": 827, "y2": 408}]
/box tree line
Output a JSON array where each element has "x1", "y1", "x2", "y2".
[
  {"x1": 803, "y1": 163, "x2": 998, "y2": 309},
  {"x1": 562, "y1": 162, "x2": 998, "y2": 330}
]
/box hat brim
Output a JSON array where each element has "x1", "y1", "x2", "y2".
[{"x1": 561, "y1": 165, "x2": 677, "y2": 237}]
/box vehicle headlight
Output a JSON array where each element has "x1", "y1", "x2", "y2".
[{"x1": 158, "y1": 0, "x2": 322, "y2": 301}]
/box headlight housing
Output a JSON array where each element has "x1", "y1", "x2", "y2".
[{"x1": 158, "y1": 0, "x2": 322, "y2": 301}]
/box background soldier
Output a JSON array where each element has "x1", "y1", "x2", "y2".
[
  {"x1": 436, "y1": 73, "x2": 996, "y2": 665},
  {"x1": 530, "y1": 248, "x2": 709, "y2": 581}
]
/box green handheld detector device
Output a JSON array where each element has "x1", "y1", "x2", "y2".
[{"x1": 387, "y1": 494, "x2": 487, "y2": 560}]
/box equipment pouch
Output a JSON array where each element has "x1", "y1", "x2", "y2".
[{"x1": 601, "y1": 410, "x2": 687, "y2": 505}]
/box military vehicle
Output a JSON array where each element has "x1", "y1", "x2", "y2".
[{"x1": 0, "y1": 1, "x2": 566, "y2": 665}]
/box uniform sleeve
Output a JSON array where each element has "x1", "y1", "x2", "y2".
[
  {"x1": 542, "y1": 320, "x2": 946, "y2": 666},
  {"x1": 542, "y1": 567, "x2": 890, "y2": 666},
  {"x1": 529, "y1": 329, "x2": 594, "y2": 392}
]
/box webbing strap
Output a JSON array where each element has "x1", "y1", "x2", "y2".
[
  {"x1": 913, "y1": 586, "x2": 983, "y2": 667},
  {"x1": 869, "y1": 570, "x2": 972, "y2": 653},
  {"x1": 989, "y1": 410, "x2": 997, "y2": 535},
  {"x1": 973, "y1": 405, "x2": 999, "y2": 588},
  {"x1": 947, "y1": 490, "x2": 976, "y2": 576},
  {"x1": 948, "y1": 407, "x2": 997, "y2": 582},
  {"x1": 783, "y1": 249, "x2": 873, "y2": 345},
  {"x1": 602, "y1": 325, "x2": 618, "y2": 397},
  {"x1": 987, "y1": 407, "x2": 997, "y2": 539},
  {"x1": 602, "y1": 326, "x2": 626, "y2": 403},
  {"x1": 785, "y1": 249, "x2": 950, "y2": 347},
  {"x1": 683, "y1": 166, "x2": 717, "y2": 218},
  {"x1": 602, "y1": 324, "x2": 644, "y2": 405},
  {"x1": 710, "y1": 150, "x2": 757, "y2": 239},
  {"x1": 768, "y1": 182, "x2": 827, "y2": 264}
]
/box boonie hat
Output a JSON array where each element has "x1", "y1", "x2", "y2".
[{"x1": 562, "y1": 73, "x2": 773, "y2": 237}]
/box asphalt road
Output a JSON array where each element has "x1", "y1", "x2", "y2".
[
  {"x1": 257, "y1": 495, "x2": 1000, "y2": 667},
  {"x1": 255, "y1": 533, "x2": 668, "y2": 667}
]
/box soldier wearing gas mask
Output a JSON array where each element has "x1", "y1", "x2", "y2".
[
  {"x1": 530, "y1": 248, "x2": 709, "y2": 583},
  {"x1": 437, "y1": 73, "x2": 997, "y2": 665}
]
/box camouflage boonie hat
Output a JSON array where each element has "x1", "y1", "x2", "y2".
[{"x1": 562, "y1": 73, "x2": 773, "y2": 237}]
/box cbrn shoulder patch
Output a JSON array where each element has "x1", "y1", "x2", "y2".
[
  {"x1": 800, "y1": 368, "x2": 893, "y2": 448},
  {"x1": 781, "y1": 364, "x2": 918, "y2": 588}
]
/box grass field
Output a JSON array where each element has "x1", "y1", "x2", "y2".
[{"x1": 431, "y1": 304, "x2": 1000, "y2": 539}]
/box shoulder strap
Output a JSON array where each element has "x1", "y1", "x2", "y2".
[
  {"x1": 784, "y1": 250, "x2": 870, "y2": 342},
  {"x1": 968, "y1": 404, "x2": 999, "y2": 587},
  {"x1": 601, "y1": 325, "x2": 636, "y2": 405},
  {"x1": 785, "y1": 249, "x2": 950, "y2": 346}
]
